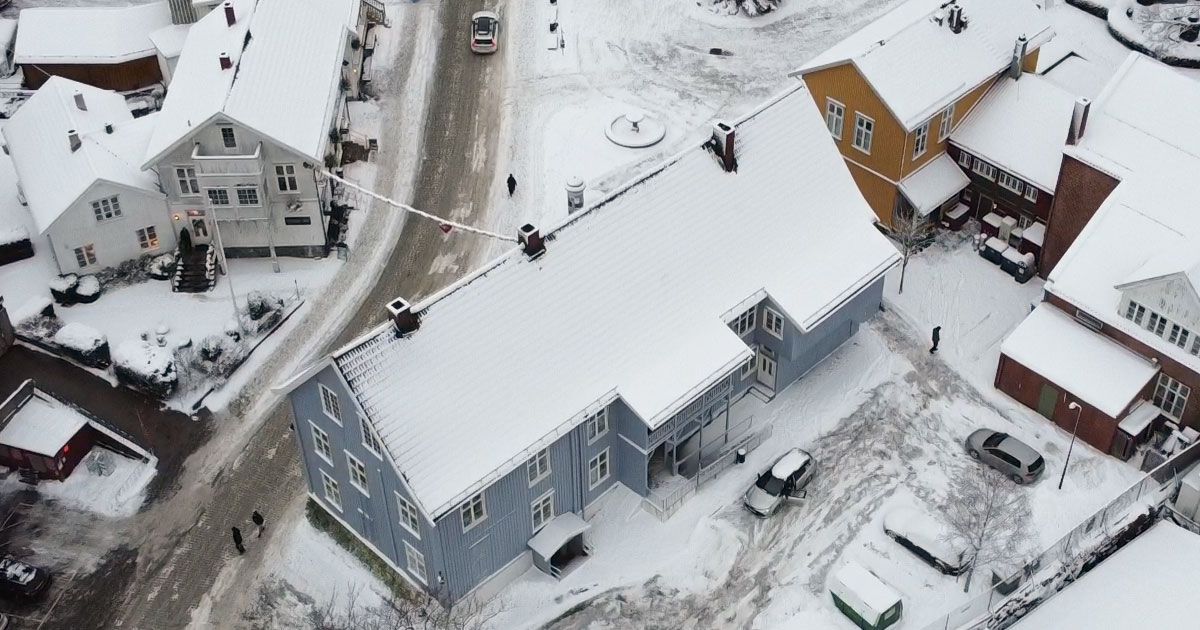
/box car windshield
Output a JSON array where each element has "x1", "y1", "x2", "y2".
[
  {"x1": 982, "y1": 432, "x2": 1007, "y2": 448},
  {"x1": 755, "y1": 472, "x2": 786, "y2": 495}
]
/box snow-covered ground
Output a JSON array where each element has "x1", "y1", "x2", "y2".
[{"x1": 0, "y1": 449, "x2": 156, "y2": 518}]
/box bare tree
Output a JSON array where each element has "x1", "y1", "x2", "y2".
[
  {"x1": 892, "y1": 209, "x2": 934, "y2": 294},
  {"x1": 941, "y1": 467, "x2": 1032, "y2": 592},
  {"x1": 310, "y1": 583, "x2": 506, "y2": 630}
]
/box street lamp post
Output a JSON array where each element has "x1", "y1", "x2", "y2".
[{"x1": 1058, "y1": 401, "x2": 1082, "y2": 490}]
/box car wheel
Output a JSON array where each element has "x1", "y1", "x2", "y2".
[
  {"x1": 1011, "y1": 474, "x2": 1025, "y2": 485},
  {"x1": 968, "y1": 449, "x2": 980, "y2": 459}
]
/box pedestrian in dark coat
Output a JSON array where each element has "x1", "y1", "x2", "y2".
[
  {"x1": 507, "y1": 174, "x2": 517, "y2": 196},
  {"x1": 232, "y1": 527, "x2": 245, "y2": 555},
  {"x1": 252, "y1": 510, "x2": 265, "y2": 537},
  {"x1": 930, "y1": 326, "x2": 942, "y2": 354}
]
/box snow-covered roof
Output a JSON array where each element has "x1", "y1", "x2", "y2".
[
  {"x1": 14, "y1": 1, "x2": 173, "y2": 65},
  {"x1": 794, "y1": 0, "x2": 1054, "y2": 130},
  {"x1": 1001, "y1": 304, "x2": 1158, "y2": 418},
  {"x1": 897, "y1": 153, "x2": 970, "y2": 215},
  {"x1": 950, "y1": 74, "x2": 1077, "y2": 193},
  {"x1": 2, "y1": 77, "x2": 162, "y2": 234},
  {"x1": 771, "y1": 449, "x2": 810, "y2": 479},
  {"x1": 1117, "y1": 400, "x2": 1159, "y2": 437},
  {"x1": 0, "y1": 390, "x2": 87, "y2": 457},
  {"x1": 527, "y1": 512, "x2": 590, "y2": 560},
  {"x1": 1014, "y1": 522, "x2": 1200, "y2": 628},
  {"x1": 330, "y1": 85, "x2": 901, "y2": 519},
  {"x1": 831, "y1": 561, "x2": 901, "y2": 618},
  {"x1": 143, "y1": 0, "x2": 358, "y2": 166},
  {"x1": 149, "y1": 23, "x2": 192, "y2": 60}
]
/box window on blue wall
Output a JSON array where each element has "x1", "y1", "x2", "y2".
[
  {"x1": 531, "y1": 490, "x2": 555, "y2": 532},
  {"x1": 732, "y1": 307, "x2": 756, "y2": 337},
  {"x1": 405, "y1": 541, "x2": 427, "y2": 584},
  {"x1": 763, "y1": 307, "x2": 785, "y2": 340},
  {"x1": 527, "y1": 448, "x2": 551, "y2": 486},
  {"x1": 361, "y1": 417, "x2": 382, "y2": 458},
  {"x1": 347, "y1": 453, "x2": 369, "y2": 496},
  {"x1": 319, "y1": 384, "x2": 342, "y2": 424},
  {"x1": 588, "y1": 449, "x2": 610, "y2": 490},
  {"x1": 321, "y1": 472, "x2": 342, "y2": 511},
  {"x1": 740, "y1": 347, "x2": 757, "y2": 380},
  {"x1": 585, "y1": 409, "x2": 609, "y2": 445},
  {"x1": 310, "y1": 422, "x2": 332, "y2": 463},
  {"x1": 461, "y1": 493, "x2": 487, "y2": 532},
  {"x1": 396, "y1": 493, "x2": 421, "y2": 539}
]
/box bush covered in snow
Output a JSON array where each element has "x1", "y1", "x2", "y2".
[
  {"x1": 113, "y1": 339, "x2": 178, "y2": 398},
  {"x1": 0, "y1": 226, "x2": 33, "y2": 266},
  {"x1": 188, "y1": 333, "x2": 249, "y2": 380},
  {"x1": 1066, "y1": 0, "x2": 1112, "y2": 19},
  {"x1": 52, "y1": 322, "x2": 110, "y2": 368},
  {"x1": 49, "y1": 274, "x2": 79, "y2": 305},
  {"x1": 75, "y1": 275, "x2": 102, "y2": 303},
  {"x1": 243, "y1": 291, "x2": 286, "y2": 334},
  {"x1": 700, "y1": 0, "x2": 782, "y2": 16},
  {"x1": 10, "y1": 296, "x2": 54, "y2": 326},
  {"x1": 95, "y1": 252, "x2": 172, "y2": 289},
  {"x1": 1108, "y1": 0, "x2": 1200, "y2": 67},
  {"x1": 147, "y1": 253, "x2": 176, "y2": 281}
]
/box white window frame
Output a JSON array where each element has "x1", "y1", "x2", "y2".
[
  {"x1": 1170, "y1": 324, "x2": 1191, "y2": 349},
  {"x1": 763, "y1": 307, "x2": 785, "y2": 340},
  {"x1": 360, "y1": 417, "x2": 382, "y2": 458},
  {"x1": 220, "y1": 126, "x2": 237, "y2": 149},
  {"x1": 825, "y1": 99, "x2": 845, "y2": 140},
  {"x1": 1153, "y1": 373, "x2": 1190, "y2": 420},
  {"x1": 997, "y1": 171, "x2": 1023, "y2": 194},
  {"x1": 732, "y1": 307, "x2": 756, "y2": 337},
  {"x1": 346, "y1": 452, "x2": 369, "y2": 496},
  {"x1": 275, "y1": 163, "x2": 299, "y2": 192},
  {"x1": 1191, "y1": 335, "x2": 1200, "y2": 357},
  {"x1": 404, "y1": 541, "x2": 427, "y2": 584},
  {"x1": 913, "y1": 120, "x2": 930, "y2": 159},
  {"x1": 1148, "y1": 312, "x2": 1168, "y2": 337},
  {"x1": 527, "y1": 448, "x2": 551, "y2": 486},
  {"x1": 73, "y1": 244, "x2": 97, "y2": 268},
  {"x1": 319, "y1": 383, "x2": 342, "y2": 425},
  {"x1": 853, "y1": 113, "x2": 874, "y2": 154},
  {"x1": 972, "y1": 157, "x2": 996, "y2": 180},
  {"x1": 1125, "y1": 301, "x2": 1146, "y2": 326},
  {"x1": 136, "y1": 226, "x2": 159, "y2": 250},
  {"x1": 740, "y1": 346, "x2": 758, "y2": 380},
  {"x1": 531, "y1": 489, "x2": 555, "y2": 532},
  {"x1": 588, "y1": 449, "x2": 611, "y2": 490},
  {"x1": 175, "y1": 166, "x2": 200, "y2": 196},
  {"x1": 938, "y1": 104, "x2": 955, "y2": 141},
  {"x1": 310, "y1": 422, "x2": 333, "y2": 464},
  {"x1": 91, "y1": 196, "x2": 122, "y2": 221},
  {"x1": 396, "y1": 493, "x2": 421, "y2": 539},
  {"x1": 460, "y1": 492, "x2": 487, "y2": 532},
  {"x1": 1024, "y1": 185, "x2": 1039, "y2": 203},
  {"x1": 207, "y1": 188, "x2": 231, "y2": 206},
  {"x1": 235, "y1": 185, "x2": 260, "y2": 207},
  {"x1": 321, "y1": 471, "x2": 342, "y2": 511},
  {"x1": 585, "y1": 409, "x2": 609, "y2": 445},
  {"x1": 957, "y1": 150, "x2": 972, "y2": 168}
]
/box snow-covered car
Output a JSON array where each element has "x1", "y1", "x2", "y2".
[
  {"x1": 882, "y1": 507, "x2": 970, "y2": 576},
  {"x1": 0, "y1": 556, "x2": 49, "y2": 599},
  {"x1": 965, "y1": 429, "x2": 1045, "y2": 484},
  {"x1": 743, "y1": 448, "x2": 813, "y2": 517},
  {"x1": 470, "y1": 11, "x2": 499, "y2": 54}
]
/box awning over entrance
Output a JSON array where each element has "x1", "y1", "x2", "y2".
[
  {"x1": 528, "y1": 512, "x2": 590, "y2": 561},
  {"x1": 1118, "y1": 401, "x2": 1161, "y2": 438},
  {"x1": 1001, "y1": 304, "x2": 1159, "y2": 418},
  {"x1": 899, "y1": 153, "x2": 971, "y2": 216}
]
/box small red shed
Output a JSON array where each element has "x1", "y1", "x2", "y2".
[{"x1": 0, "y1": 380, "x2": 95, "y2": 480}]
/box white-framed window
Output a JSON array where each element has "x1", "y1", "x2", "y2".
[
  {"x1": 763, "y1": 307, "x2": 785, "y2": 340},
  {"x1": 207, "y1": 188, "x2": 231, "y2": 206},
  {"x1": 360, "y1": 417, "x2": 382, "y2": 457},
  {"x1": 826, "y1": 99, "x2": 845, "y2": 140},
  {"x1": 346, "y1": 453, "x2": 369, "y2": 496},
  {"x1": 73, "y1": 244, "x2": 96, "y2": 268},
  {"x1": 1024, "y1": 186, "x2": 1039, "y2": 203},
  {"x1": 275, "y1": 164, "x2": 299, "y2": 192},
  {"x1": 972, "y1": 157, "x2": 996, "y2": 180},
  {"x1": 997, "y1": 171, "x2": 1023, "y2": 194},
  {"x1": 310, "y1": 422, "x2": 332, "y2": 463},
  {"x1": 396, "y1": 493, "x2": 420, "y2": 538},
  {"x1": 588, "y1": 449, "x2": 611, "y2": 490},
  {"x1": 319, "y1": 383, "x2": 342, "y2": 424},
  {"x1": 913, "y1": 120, "x2": 930, "y2": 159},
  {"x1": 1147, "y1": 312, "x2": 1168, "y2": 337},
  {"x1": 527, "y1": 448, "x2": 551, "y2": 486},
  {"x1": 957, "y1": 150, "x2": 972, "y2": 168},
  {"x1": 1170, "y1": 324, "x2": 1191, "y2": 349},
  {"x1": 1153, "y1": 373, "x2": 1190, "y2": 419},
  {"x1": 235, "y1": 186, "x2": 260, "y2": 206},
  {"x1": 531, "y1": 490, "x2": 555, "y2": 532},
  {"x1": 405, "y1": 541, "x2": 427, "y2": 584},
  {"x1": 740, "y1": 346, "x2": 758, "y2": 380},
  {"x1": 321, "y1": 471, "x2": 342, "y2": 511},
  {"x1": 175, "y1": 166, "x2": 200, "y2": 196},
  {"x1": 220, "y1": 126, "x2": 237, "y2": 148},
  {"x1": 460, "y1": 492, "x2": 487, "y2": 532},
  {"x1": 938, "y1": 103, "x2": 955, "y2": 141},
  {"x1": 1125, "y1": 301, "x2": 1146, "y2": 326},
  {"x1": 91, "y1": 196, "x2": 122, "y2": 221},
  {"x1": 853, "y1": 113, "x2": 874, "y2": 154},
  {"x1": 1191, "y1": 335, "x2": 1200, "y2": 357},
  {"x1": 732, "y1": 307, "x2": 756, "y2": 337},
  {"x1": 585, "y1": 409, "x2": 609, "y2": 444},
  {"x1": 136, "y1": 226, "x2": 159, "y2": 250}
]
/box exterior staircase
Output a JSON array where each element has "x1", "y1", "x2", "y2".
[
  {"x1": 361, "y1": 0, "x2": 386, "y2": 25},
  {"x1": 172, "y1": 244, "x2": 217, "y2": 293}
]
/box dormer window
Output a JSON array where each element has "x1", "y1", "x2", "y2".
[{"x1": 1124, "y1": 300, "x2": 1146, "y2": 325}]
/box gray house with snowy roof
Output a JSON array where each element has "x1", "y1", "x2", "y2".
[{"x1": 282, "y1": 84, "x2": 900, "y2": 604}]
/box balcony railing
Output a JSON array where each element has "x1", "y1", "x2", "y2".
[{"x1": 191, "y1": 142, "x2": 263, "y2": 178}]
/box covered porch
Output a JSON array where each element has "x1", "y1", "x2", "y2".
[
  {"x1": 898, "y1": 153, "x2": 971, "y2": 225},
  {"x1": 528, "y1": 512, "x2": 593, "y2": 579}
]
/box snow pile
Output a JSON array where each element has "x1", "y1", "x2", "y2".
[
  {"x1": 26, "y1": 450, "x2": 155, "y2": 518},
  {"x1": 10, "y1": 296, "x2": 52, "y2": 325},
  {"x1": 112, "y1": 339, "x2": 177, "y2": 398},
  {"x1": 1108, "y1": 0, "x2": 1200, "y2": 67},
  {"x1": 52, "y1": 322, "x2": 104, "y2": 353},
  {"x1": 700, "y1": 0, "x2": 783, "y2": 17},
  {"x1": 0, "y1": 224, "x2": 27, "y2": 245}
]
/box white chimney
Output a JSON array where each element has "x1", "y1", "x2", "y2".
[
  {"x1": 386, "y1": 297, "x2": 419, "y2": 336},
  {"x1": 73, "y1": 92, "x2": 87, "y2": 111},
  {"x1": 712, "y1": 121, "x2": 736, "y2": 173},
  {"x1": 67, "y1": 129, "x2": 81, "y2": 153},
  {"x1": 565, "y1": 176, "x2": 585, "y2": 214},
  {"x1": 1009, "y1": 35, "x2": 1028, "y2": 80},
  {"x1": 1067, "y1": 97, "x2": 1091, "y2": 145}
]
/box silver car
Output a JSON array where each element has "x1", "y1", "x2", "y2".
[
  {"x1": 743, "y1": 448, "x2": 814, "y2": 517},
  {"x1": 965, "y1": 429, "x2": 1045, "y2": 484}
]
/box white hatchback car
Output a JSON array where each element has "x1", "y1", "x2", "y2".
[
  {"x1": 743, "y1": 448, "x2": 814, "y2": 517},
  {"x1": 470, "y1": 11, "x2": 499, "y2": 54}
]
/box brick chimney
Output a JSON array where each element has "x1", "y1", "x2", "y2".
[
  {"x1": 518, "y1": 224, "x2": 545, "y2": 259},
  {"x1": 224, "y1": 1, "x2": 236, "y2": 27},
  {"x1": 1067, "y1": 97, "x2": 1091, "y2": 145},
  {"x1": 105, "y1": 123, "x2": 114, "y2": 134},
  {"x1": 219, "y1": 52, "x2": 232, "y2": 70},
  {"x1": 565, "y1": 176, "x2": 585, "y2": 214},
  {"x1": 712, "y1": 121, "x2": 736, "y2": 173},
  {"x1": 1009, "y1": 35, "x2": 1028, "y2": 80},
  {"x1": 67, "y1": 129, "x2": 81, "y2": 153},
  {"x1": 73, "y1": 92, "x2": 87, "y2": 111},
  {"x1": 387, "y1": 298, "x2": 419, "y2": 336}
]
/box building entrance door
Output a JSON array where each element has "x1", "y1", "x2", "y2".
[
  {"x1": 757, "y1": 348, "x2": 777, "y2": 391},
  {"x1": 186, "y1": 209, "x2": 213, "y2": 245},
  {"x1": 1037, "y1": 383, "x2": 1059, "y2": 420}
]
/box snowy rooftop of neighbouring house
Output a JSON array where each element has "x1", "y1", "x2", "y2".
[
  {"x1": 330, "y1": 85, "x2": 900, "y2": 518},
  {"x1": 1014, "y1": 521, "x2": 1200, "y2": 628},
  {"x1": 149, "y1": 23, "x2": 192, "y2": 60},
  {"x1": 794, "y1": 0, "x2": 1053, "y2": 130},
  {"x1": 1001, "y1": 303, "x2": 1158, "y2": 418},
  {"x1": 14, "y1": 1, "x2": 172, "y2": 64},
  {"x1": 2, "y1": 77, "x2": 162, "y2": 234},
  {"x1": 950, "y1": 74, "x2": 1077, "y2": 193},
  {"x1": 897, "y1": 153, "x2": 970, "y2": 215},
  {"x1": 143, "y1": 0, "x2": 358, "y2": 166},
  {"x1": 1065, "y1": 53, "x2": 1200, "y2": 180},
  {"x1": 0, "y1": 390, "x2": 87, "y2": 458},
  {"x1": 831, "y1": 561, "x2": 901, "y2": 617}
]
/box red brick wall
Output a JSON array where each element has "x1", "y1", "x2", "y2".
[
  {"x1": 1039, "y1": 156, "x2": 1120, "y2": 277},
  {"x1": 995, "y1": 353, "x2": 1124, "y2": 454}
]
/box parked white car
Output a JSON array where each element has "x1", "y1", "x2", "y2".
[
  {"x1": 882, "y1": 506, "x2": 970, "y2": 575},
  {"x1": 743, "y1": 448, "x2": 814, "y2": 517}
]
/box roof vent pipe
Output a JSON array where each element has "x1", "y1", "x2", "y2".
[
  {"x1": 948, "y1": 4, "x2": 965, "y2": 34},
  {"x1": 565, "y1": 176, "x2": 585, "y2": 214},
  {"x1": 712, "y1": 121, "x2": 736, "y2": 173},
  {"x1": 219, "y1": 52, "x2": 232, "y2": 70},
  {"x1": 387, "y1": 298, "x2": 419, "y2": 336},
  {"x1": 1009, "y1": 35, "x2": 1028, "y2": 80},
  {"x1": 73, "y1": 92, "x2": 86, "y2": 111},
  {"x1": 104, "y1": 123, "x2": 114, "y2": 134},
  {"x1": 1067, "y1": 97, "x2": 1091, "y2": 146},
  {"x1": 67, "y1": 129, "x2": 81, "y2": 153},
  {"x1": 518, "y1": 224, "x2": 546, "y2": 259},
  {"x1": 224, "y1": 1, "x2": 236, "y2": 27}
]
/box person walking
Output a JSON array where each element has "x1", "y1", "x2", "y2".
[
  {"x1": 231, "y1": 527, "x2": 245, "y2": 555},
  {"x1": 252, "y1": 510, "x2": 265, "y2": 538},
  {"x1": 930, "y1": 326, "x2": 942, "y2": 354},
  {"x1": 507, "y1": 173, "x2": 517, "y2": 196}
]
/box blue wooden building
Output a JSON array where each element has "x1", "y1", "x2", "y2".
[{"x1": 282, "y1": 84, "x2": 900, "y2": 605}]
